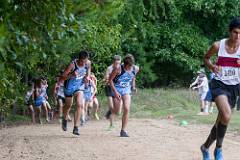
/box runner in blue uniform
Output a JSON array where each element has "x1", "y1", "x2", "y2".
[
  {"x1": 109, "y1": 54, "x2": 139, "y2": 137},
  {"x1": 58, "y1": 50, "x2": 91, "y2": 135}
]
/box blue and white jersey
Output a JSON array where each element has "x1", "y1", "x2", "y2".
[
  {"x1": 69, "y1": 59, "x2": 88, "y2": 81},
  {"x1": 25, "y1": 90, "x2": 33, "y2": 103},
  {"x1": 64, "y1": 59, "x2": 89, "y2": 96},
  {"x1": 114, "y1": 65, "x2": 137, "y2": 88},
  {"x1": 84, "y1": 79, "x2": 95, "y2": 102},
  {"x1": 84, "y1": 80, "x2": 94, "y2": 94},
  {"x1": 57, "y1": 82, "x2": 65, "y2": 98},
  {"x1": 40, "y1": 85, "x2": 47, "y2": 98}
]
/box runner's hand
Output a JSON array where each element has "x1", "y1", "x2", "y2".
[
  {"x1": 90, "y1": 96, "x2": 94, "y2": 101},
  {"x1": 83, "y1": 76, "x2": 89, "y2": 83},
  {"x1": 73, "y1": 71, "x2": 79, "y2": 77},
  {"x1": 132, "y1": 87, "x2": 137, "y2": 93},
  {"x1": 114, "y1": 92, "x2": 121, "y2": 100},
  {"x1": 211, "y1": 65, "x2": 220, "y2": 74}
]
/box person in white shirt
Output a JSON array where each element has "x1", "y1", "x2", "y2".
[{"x1": 190, "y1": 70, "x2": 210, "y2": 114}]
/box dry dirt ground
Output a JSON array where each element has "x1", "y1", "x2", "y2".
[{"x1": 0, "y1": 119, "x2": 240, "y2": 160}]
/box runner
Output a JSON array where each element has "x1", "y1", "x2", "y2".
[
  {"x1": 82, "y1": 73, "x2": 98, "y2": 125},
  {"x1": 90, "y1": 73, "x2": 100, "y2": 120},
  {"x1": 25, "y1": 83, "x2": 35, "y2": 123},
  {"x1": 201, "y1": 17, "x2": 240, "y2": 160},
  {"x1": 53, "y1": 71, "x2": 65, "y2": 122},
  {"x1": 104, "y1": 55, "x2": 122, "y2": 129},
  {"x1": 40, "y1": 77, "x2": 52, "y2": 120},
  {"x1": 205, "y1": 72, "x2": 215, "y2": 114},
  {"x1": 109, "y1": 54, "x2": 139, "y2": 137},
  {"x1": 59, "y1": 50, "x2": 91, "y2": 135},
  {"x1": 33, "y1": 78, "x2": 49, "y2": 124}
]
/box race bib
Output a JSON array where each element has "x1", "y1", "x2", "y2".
[
  {"x1": 119, "y1": 82, "x2": 129, "y2": 87},
  {"x1": 219, "y1": 67, "x2": 239, "y2": 80},
  {"x1": 75, "y1": 75, "x2": 84, "y2": 80}
]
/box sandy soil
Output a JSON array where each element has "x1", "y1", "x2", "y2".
[{"x1": 0, "y1": 119, "x2": 240, "y2": 160}]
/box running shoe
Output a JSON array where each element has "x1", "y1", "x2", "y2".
[
  {"x1": 200, "y1": 145, "x2": 210, "y2": 160},
  {"x1": 46, "y1": 118, "x2": 50, "y2": 123},
  {"x1": 94, "y1": 113, "x2": 99, "y2": 120},
  {"x1": 38, "y1": 119, "x2": 42, "y2": 124},
  {"x1": 59, "y1": 116, "x2": 62, "y2": 123},
  {"x1": 120, "y1": 130, "x2": 129, "y2": 137},
  {"x1": 73, "y1": 127, "x2": 80, "y2": 135},
  {"x1": 87, "y1": 109, "x2": 91, "y2": 117},
  {"x1": 105, "y1": 110, "x2": 111, "y2": 119},
  {"x1": 62, "y1": 118, "x2": 67, "y2": 131},
  {"x1": 214, "y1": 147, "x2": 223, "y2": 160},
  {"x1": 107, "y1": 124, "x2": 114, "y2": 131},
  {"x1": 80, "y1": 117, "x2": 85, "y2": 126}
]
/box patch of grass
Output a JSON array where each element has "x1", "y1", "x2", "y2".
[
  {"x1": 5, "y1": 114, "x2": 30, "y2": 123},
  {"x1": 99, "y1": 88, "x2": 240, "y2": 132},
  {"x1": 3, "y1": 88, "x2": 240, "y2": 133}
]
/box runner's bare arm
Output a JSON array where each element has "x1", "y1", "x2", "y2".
[
  {"x1": 52, "y1": 83, "x2": 58, "y2": 98},
  {"x1": 59, "y1": 63, "x2": 74, "y2": 83},
  {"x1": 104, "y1": 67, "x2": 110, "y2": 83},
  {"x1": 109, "y1": 67, "x2": 121, "y2": 99},
  {"x1": 34, "y1": 88, "x2": 40, "y2": 98},
  {"x1": 204, "y1": 41, "x2": 220, "y2": 73},
  {"x1": 84, "y1": 60, "x2": 91, "y2": 83},
  {"x1": 92, "y1": 81, "x2": 97, "y2": 98},
  {"x1": 92, "y1": 75, "x2": 97, "y2": 86},
  {"x1": 132, "y1": 65, "x2": 139, "y2": 90},
  {"x1": 86, "y1": 60, "x2": 91, "y2": 77}
]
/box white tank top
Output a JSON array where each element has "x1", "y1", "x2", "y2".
[
  {"x1": 214, "y1": 39, "x2": 240, "y2": 85},
  {"x1": 57, "y1": 82, "x2": 65, "y2": 97}
]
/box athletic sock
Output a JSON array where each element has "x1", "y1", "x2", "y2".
[
  {"x1": 204, "y1": 105, "x2": 209, "y2": 113},
  {"x1": 216, "y1": 122, "x2": 227, "y2": 148},
  {"x1": 209, "y1": 106, "x2": 213, "y2": 113},
  {"x1": 204, "y1": 125, "x2": 217, "y2": 148}
]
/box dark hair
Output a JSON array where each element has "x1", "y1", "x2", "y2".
[
  {"x1": 59, "y1": 70, "x2": 64, "y2": 75},
  {"x1": 123, "y1": 54, "x2": 135, "y2": 66},
  {"x1": 229, "y1": 17, "x2": 240, "y2": 31},
  {"x1": 40, "y1": 76, "x2": 48, "y2": 81},
  {"x1": 27, "y1": 81, "x2": 33, "y2": 87},
  {"x1": 34, "y1": 78, "x2": 42, "y2": 87},
  {"x1": 78, "y1": 50, "x2": 89, "y2": 60}
]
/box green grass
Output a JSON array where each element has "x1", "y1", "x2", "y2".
[
  {"x1": 2, "y1": 88, "x2": 240, "y2": 133},
  {"x1": 5, "y1": 114, "x2": 30, "y2": 123},
  {"x1": 99, "y1": 88, "x2": 240, "y2": 132}
]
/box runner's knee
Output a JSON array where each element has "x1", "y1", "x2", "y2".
[{"x1": 221, "y1": 111, "x2": 231, "y2": 124}]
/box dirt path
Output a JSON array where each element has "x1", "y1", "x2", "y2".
[{"x1": 0, "y1": 119, "x2": 240, "y2": 160}]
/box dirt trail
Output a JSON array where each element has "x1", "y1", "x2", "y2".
[{"x1": 0, "y1": 119, "x2": 240, "y2": 160}]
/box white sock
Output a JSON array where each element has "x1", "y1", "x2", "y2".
[
  {"x1": 209, "y1": 106, "x2": 213, "y2": 113},
  {"x1": 204, "y1": 105, "x2": 209, "y2": 113}
]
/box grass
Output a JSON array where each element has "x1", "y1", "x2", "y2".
[
  {"x1": 2, "y1": 88, "x2": 240, "y2": 132},
  {"x1": 99, "y1": 88, "x2": 240, "y2": 132},
  {"x1": 0, "y1": 114, "x2": 31, "y2": 128},
  {"x1": 5, "y1": 114, "x2": 30, "y2": 123}
]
